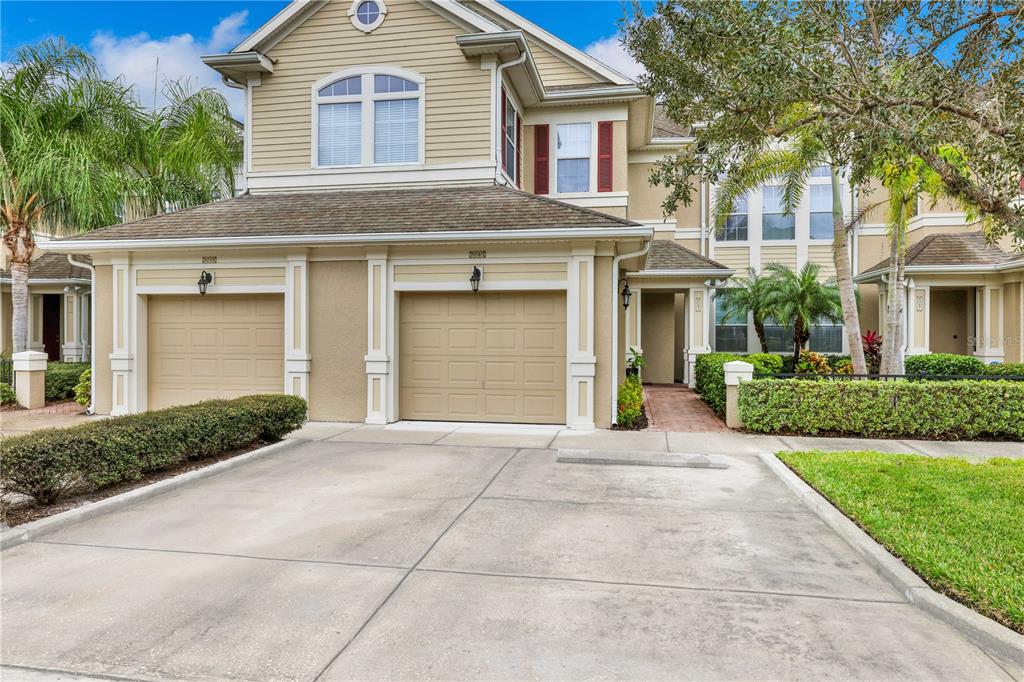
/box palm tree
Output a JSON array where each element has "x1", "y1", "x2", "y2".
[
  {"x1": 762, "y1": 262, "x2": 843, "y2": 366},
  {"x1": 716, "y1": 268, "x2": 776, "y2": 352},
  {"x1": 0, "y1": 39, "x2": 241, "y2": 354},
  {"x1": 713, "y1": 127, "x2": 867, "y2": 373}
]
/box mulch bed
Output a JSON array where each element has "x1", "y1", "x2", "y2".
[
  {"x1": 611, "y1": 401, "x2": 651, "y2": 431},
  {"x1": 1, "y1": 440, "x2": 273, "y2": 528}
]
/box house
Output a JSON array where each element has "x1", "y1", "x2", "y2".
[{"x1": 42, "y1": 0, "x2": 1023, "y2": 427}]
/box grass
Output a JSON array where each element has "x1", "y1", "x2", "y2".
[{"x1": 778, "y1": 450, "x2": 1024, "y2": 633}]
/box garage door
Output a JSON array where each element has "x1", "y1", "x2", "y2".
[
  {"x1": 399, "y1": 291, "x2": 566, "y2": 424},
  {"x1": 148, "y1": 294, "x2": 284, "y2": 410}
]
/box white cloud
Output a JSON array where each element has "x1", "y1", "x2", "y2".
[
  {"x1": 584, "y1": 34, "x2": 644, "y2": 82},
  {"x1": 89, "y1": 11, "x2": 249, "y2": 120}
]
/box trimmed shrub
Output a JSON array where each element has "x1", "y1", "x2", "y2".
[
  {"x1": 986, "y1": 363, "x2": 1024, "y2": 377},
  {"x1": 695, "y1": 352, "x2": 783, "y2": 417},
  {"x1": 905, "y1": 353, "x2": 985, "y2": 376},
  {"x1": 44, "y1": 362, "x2": 90, "y2": 402},
  {"x1": 738, "y1": 379, "x2": 1024, "y2": 440},
  {"x1": 616, "y1": 375, "x2": 645, "y2": 428},
  {"x1": 747, "y1": 353, "x2": 784, "y2": 374},
  {"x1": 0, "y1": 382, "x2": 15, "y2": 406},
  {"x1": 74, "y1": 368, "x2": 91, "y2": 407},
  {"x1": 0, "y1": 394, "x2": 307, "y2": 505}
]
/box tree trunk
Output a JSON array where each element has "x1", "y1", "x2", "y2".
[
  {"x1": 10, "y1": 260, "x2": 30, "y2": 353},
  {"x1": 753, "y1": 318, "x2": 768, "y2": 353},
  {"x1": 892, "y1": 243, "x2": 907, "y2": 374},
  {"x1": 881, "y1": 203, "x2": 908, "y2": 376},
  {"x1": 831, "y1": 171, "x2": 867, "y2": 373},
  {"x1": 792, "y1": 318, "x2": 806, "y2": 366}
]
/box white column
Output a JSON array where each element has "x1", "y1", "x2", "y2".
[
  {"x1": 567, "y1": 251, "x2": 595, "y2": 430},
  {"x1": 365, "y1": 251, "x2": 390, "y2": 424},
  {"x1": 61, "y1": 287, "x2": 82, "y2": 362},
  {"x1": 109, "y1": 257, "x2": 134, "y2": 415},
  {"x1": 284, "y1": 254, "x2": 311, "y2": 399},
  {"x1": 906, "y1": 283, "x2": 930, "y2": 356},
  {"x1": 684, "y1": 285, "x2": 711, "y2": 387},
  {"x1": 975, "y1": 284, "x2": 1005, "y2": 363},
  {"x1": 28, "y1": 293, "x2": 44, "y2": 352}
]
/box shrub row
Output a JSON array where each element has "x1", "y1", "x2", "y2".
[
  {"x1": 45, "y1": 362, "x2": 90, "y2": 402},
  {"x1": 695, "y1": 352, "x2": 784, "y2": 417},
  {"x1": 904, "y1": 353, "x2": 1024, "y2": 377},
  {"x1": 738, "y1": 379, "x2": 1024, "y2": 440},
  {"x1": 616, "y1": 374, "x2": 644, "y2": 428},
  {"x1": 0, "y1": 394, "x2": 307, "y2": 505}
]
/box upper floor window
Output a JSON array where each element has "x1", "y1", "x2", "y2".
[
  {"x1": 315, "y1": 68, "x2": 422, "y2": 168},
  {"x1": 349, "y1": 0, "x2": 387, "y2": 32},
  {"x1": 501, "y1": 89, "x2": 519, "y2": 185},
  {"x1": 762, "y1": 185, "x2": 795, "y2": 240},
  {"x1": 721, "y1": 193, "x2": 748, "y2": 241},
  {"x1": 809, "y1": 184, "x2": 834, "y2": 240},
  {"x1": 556, "y1": 123, "x2": 590, "y2": 193},
  {"x1": 810, "y1": 165, "x2": 831, "y2": 178}
]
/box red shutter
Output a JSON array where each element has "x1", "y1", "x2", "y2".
[
  {"x1": 500, "y1": 88, "x2": 508, "y2": 172},
  {"x1": 516, "y1": 114, "x2": 522, "y2": 187},
  {"x1": 534, "y1": 124, "x2": 549, "y2": 194},
  {"x1": 597, "y1": 120, "x2": 613, "y2": 192}
]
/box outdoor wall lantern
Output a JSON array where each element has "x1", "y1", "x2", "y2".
[
  {"x1": 197, "y1": 270, "x2": 213, "y2": 296},
  {"x1": 619, "y1": 278, "x2": 632, "y2": 309},
  {"x1": 469, "y1": 266, "x2": 482, "y2": 293}
]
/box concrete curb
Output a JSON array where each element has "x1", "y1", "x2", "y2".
[
  {"x1": 1, "y1": 439, "x2": 303, "y2": 551},
  {"x1": 758, "y1": 452, "x2": 1024, "y2": 667}
]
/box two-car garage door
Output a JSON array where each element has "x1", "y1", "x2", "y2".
[
  {"x1": 399, "y1": 291, "x2": 567, "y2": 424},
  {"x1": 147, "y1": 295, "x2": 284, "y2": 410}
]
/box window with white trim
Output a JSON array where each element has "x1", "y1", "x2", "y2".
[
  {"x1": 762, "y1": 185, "x2": 795, "y2": 240},
  {"x1": 349, "y1": 0, "x2": 386, "y2": 32},
  {"x1": 315, "y1": 69, "x2": 422, "y2": 167},
  {"x1": 721, "y1": 193, "x2": 749, "y2": 241},
  {"x1": 556, "y1": 123, "x2": 590, "y2": 193},
  {"x1": 502, "y1": 91, "x2": 518, "y2": 182},
  {"x1": 809, "y1": 184, "x2": 833, "y2": 240}
]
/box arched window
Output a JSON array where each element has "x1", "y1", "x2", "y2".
[{"x1": 314, "y1": 68, "x2": 423, "y2": 167}]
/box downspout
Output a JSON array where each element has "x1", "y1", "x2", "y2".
[
  {"x1": 68, "y1": 255, "x2": 95, "y2": 415},
  {"x1": 610, "y1": 239, "x2": 652, "y2": 425},
  {"x1": 699, "y1": 179, "x2": 707, "y2": 257},
  {"x1": 493, "y1": 51, "x2": 527, "y2": 185}
]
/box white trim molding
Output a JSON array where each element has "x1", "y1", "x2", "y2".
[{"x1": 349, "y1": 0, "x2": 387, "y2": 32}]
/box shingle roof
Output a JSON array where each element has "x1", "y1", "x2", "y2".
[
  {"x1": 56, "y1": 185, "x2": 640, "y2": 243},
  {"x1": 0, "y1": 252, "x2": 91, "y2": 281},
  {"x1": 653, "y1": 104, "x2": 691, "y2": 139},
  {"x1": 643, "y1": 239, "x2": 730, "y2": 271},
  {"x1": 860, "y1": 232, "x2": 1024, "y2": 276}
]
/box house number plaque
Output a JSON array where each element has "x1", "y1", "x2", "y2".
[{"x1": 469, "y1": 251, "x2": 487, "y2": 259}]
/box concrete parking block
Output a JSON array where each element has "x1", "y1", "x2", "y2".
[
  {"x1": 548, "y1": 429, "x2": 668, "y2": 452},
  {"x1": 320, "y1": 570, "x2": 1004, "y2": 681},
  {"x1": 667, "y1": 431, "x2": 787, "y2": 455},
  {"x1": 1, "y1": 542, "x2": 403, "y2": 682}
]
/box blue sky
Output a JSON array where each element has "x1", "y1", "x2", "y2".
[{"x1": 0, "y1": 1, "x2": 643, "y2": 117}]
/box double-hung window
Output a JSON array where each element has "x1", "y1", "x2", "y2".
[
  {"x1": 762, "y1": 185, "x2": 795, "y2": 240},
  {"x1": 556, "y1": 123, "x2": 591, "y2": 193},
  {"x1": 501, "y1": 90, "x2": 519, "y2": 182},
  {"x1": 721, "y1": 193, "x2": 749, "y2": 241},
  {"x1": 714, "y1": 290, "x2": 748, "y2": 352},
  {"x1": 809, "y1": 184, "x2": 834, "y2": 240},
  {"x1": 316, "y1": 70, "x2": 421, "y2": 167}
]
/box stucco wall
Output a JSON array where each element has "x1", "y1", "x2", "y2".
[
  {"x1": 92, "y1": 265, "x2": 113, "y2": 414},
  {"x1": 308, "y1": 260, "x2": 368, "y2": 421},
  {"x1": 1004, "y1": 282, "x2": 1022, "y2": 363},
  {"x1": 640, "y1": 291, "x2": 675, "y2": 384}
]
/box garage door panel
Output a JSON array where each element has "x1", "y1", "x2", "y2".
[
  {"x1": 148, "y1": 295, "x2": 284, "y2": 410},
  {"x1": 400, "y1": 292, "x2": 566, "y2": 424}
]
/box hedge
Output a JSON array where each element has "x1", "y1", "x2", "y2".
[
  {"x1": 0, "y1": 394, "x2": 307, "y2": 505},
  {"x1": 986, "y1": 363, "x2": 1024, "y2": 377},
  {"x1": 45, "y1": 362, "x2": 90, "y2": 402},
  {"x1": 0, "y1": 382, "x2": 15, "y2": 406},
  {"x1": 904, "y1": 353, "x2": 985, "y2": 376},
  {"x1": 695, "y1": 352, "x2": 784, "y2": 417},
  {"x1": 738, "y1": 379, "x2": 1024, "y2": 440}
]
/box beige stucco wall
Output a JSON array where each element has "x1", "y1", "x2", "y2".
[
  {"x1": 93, "y1": 265, "x2": 113, "y2": 414},
  {"x1": 626, "y1": 162, "x2": 700, "y2": 228},
  {"x1": 594, "y1": 254, "x2": 613, "y2": 429},
  {"x1": 1004, "y1": 282, "x2": 1022, "y2": 363},
  {"x1": 640, "y1": 291, "x2": 675, "y2": 384},
  {"x1": 251, "y1": 0, "x2": 491, "y2": 172},
  {"x1": 308, "y1": 260, "x2": 368, "y2": 421},
  {"x1": 858, "y1": 284, "x2": 880, "y2": 335},
  {"x1": 928, "y1": 289, "x2": 970, "y2": 355}
]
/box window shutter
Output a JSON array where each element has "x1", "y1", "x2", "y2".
[
  {"x1": 534, "y1": 124, "x2": 549, "y2": 194},
  {"x1": 597, "y1": 120, "x2": 613, "y2": 192},
  {"x1": 500, "y1": 88, "x2": 508, "y2": 172},
  {"x1": 516, "y1": 114, "x2": 522, "y2": 188}
]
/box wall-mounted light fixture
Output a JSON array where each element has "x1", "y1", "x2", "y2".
[
  {"x1": 469, "y1": 266, "x2": 482, "y2": 293},
  {"x1": 197, "y1": 271, "x2": 213, "y2": 296},
  {"x1": 618, "y1": 278, "x2": 632, "y2": 309}
]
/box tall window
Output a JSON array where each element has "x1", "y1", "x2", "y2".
[
  {"x1": 316, "y1": 70, "x2": 421, "y2": 167},
  {"x1": 714, "y1": 290, "x2": 748, "y2": 352},
  {"x1": 810, "y1": 165, "x2": 831, "y2": 177},
  {"x1": 501, "y1": 90, "x2": 518, "y2": 183},
  {"x1": 809, "y1": 184, "x2": 833, "y2": 240},
  {"x1": 721, "y1": 193, "x2": 748, "y2": 241},
  {"x1": 556, "y1": 123, "x2": 590, "y2": 193},
  {"x1": 762, "y1": 185, "x2": 795, "y2": 240},
  {"x1": 809, "y1": 318, "x2": 843, "y2": 352}
]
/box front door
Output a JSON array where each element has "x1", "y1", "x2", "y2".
[{"x1": 42, "y1": 294, "x2": 61, "y2": 361}]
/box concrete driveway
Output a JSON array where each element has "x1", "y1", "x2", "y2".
[{"x1": 2, "y1": 425, "x2": 1019, "y2": 681}]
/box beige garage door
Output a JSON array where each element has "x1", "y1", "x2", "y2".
[
  {"x1": 399, "y1": 291, "x2": 566, "y2": 424},
  {"x1": 148, "y1": 294, "x2": 284, "y2": 410}
]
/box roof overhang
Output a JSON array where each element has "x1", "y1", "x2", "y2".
[
  {"x1": 45, "y1": 226, "x2": 655, "y2": 253},
  {"x1": 201, "y1": 51, "x2": 275, "y2": 83},
  {"x1": 627, "y1": 268, "x2": 734, "y2": 279},
  {"x1": 855, "y1": 260, "x2": 1024, "y2": 283},
  {"x1": 456, "y1": 31, "x2": 545, "y2": 106},
  {"x1": 0, "y1": 277, "x2": 91, "y2": 286}
]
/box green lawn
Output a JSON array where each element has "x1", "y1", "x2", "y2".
[{"x1": 778, "y1": 450, "x2": 1024, "y2": 633}]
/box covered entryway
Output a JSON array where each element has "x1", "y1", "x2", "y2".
[
  {"x1": 399, "y1": 291, "x2": 566, "y2": 424},
  {"x1": 147, "y1": 294, "x2": 284, "y2": 410}
]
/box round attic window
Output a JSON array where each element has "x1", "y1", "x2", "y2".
[{"x1": 350, "y1": 0, "x2": 386, "y2": 32}]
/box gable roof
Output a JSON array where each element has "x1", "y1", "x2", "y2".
[
  {"x1": 639, "y1": 239, "x2": 731, "y2": 274},
  {"x1": 652, "y1": 104, "x2": 692, "y2": 140},
  {"x1": 47, "y1": 186, "x2": 647, "y2": 251},
  {"x1": 0, "y1": 252, "x2": 91, "y2": 282},
  {"x1": 857, "y1": 232, "x2": 1024, "y2": 281}
]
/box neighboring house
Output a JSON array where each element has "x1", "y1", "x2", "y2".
[
  {"x1": 43, "y1": 0, "x2": 1023, "y2": 428},
  {"x1": 0, "y1": 250, "x2": 92, "y2": 362}
]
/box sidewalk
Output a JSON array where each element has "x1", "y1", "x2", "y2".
[{"x1": 0, "y1": 402, "x2": 93, "y2": 437}]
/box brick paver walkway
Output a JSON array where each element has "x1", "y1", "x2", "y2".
[
  {"x1": 643, "y1": 383, "x2": 729, "y2": 432},
  {"x1": 0, "y1": 401, "x2": 90, "y2": 436}
]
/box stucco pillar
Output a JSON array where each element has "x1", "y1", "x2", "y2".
[
  {"x1": 364, "y1": 251, "x2": 390, "y2": 424},
  {"x1": 975, "y1": 285, "x2": 1005, "y2": 364},
  {"x1": 906, "y1": 282, "x2": 930, "y2": 356},
  {"x1": 684, "y1": 285, "x2": 711, "y2": 387},
  {"x1": 723, "y1": 360, "x2": 753, "y2": 429},
  {"x1": 109, "y1": 258, "x2": 134, "y2": 415},
  {"x1": 284, "y1": 254, "x2": 311, "y2": 400},
  {"x1": 61, "y1": 288, "x2": 82, "y2": 362},
  {"x1": 13, "y1": 350, "x2": 47, "y2": 409},
  {"x1": 28, "y1": 293, "x2": 44, "y2": 352},
  {"x1": 567, "y1": 250, "x2": 596, "y2": 430}
]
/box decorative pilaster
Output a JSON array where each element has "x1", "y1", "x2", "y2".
[
  {"x1": 28, "y1": 293, "x2": 44, "y2": 352},
  {"x1": 684, "y1": 285, "x2": 711, "y2": 387},
  {"x1": 975, "y1": 285, "x2": 1005, "y2": 363},
  {"x1": 365, "y1": 251, "x2": 390, "y2": 424},
  {"x1": 567, "y1": 251, "x2": 595, "y2": 430},
  {"x1": 906, "y1": 283, "x2": 930, "y2": 356},
  {"x1": 62, "y1": 288, "x2": 83, "y2": 362},
  {"x1": 284, "y1": 254, "x2": 311, "y2": 399},
  {"x1": 109, "y1": 258, "x2": 134, "y2": 415}
]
